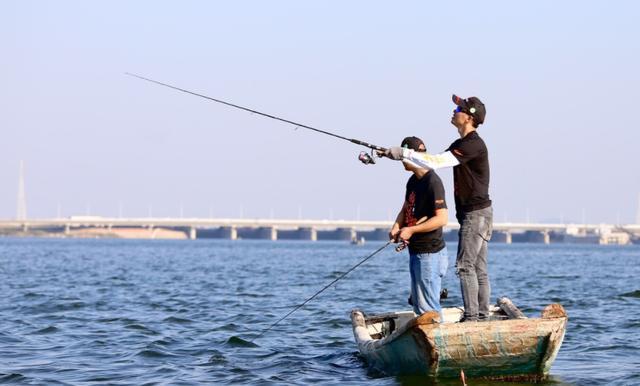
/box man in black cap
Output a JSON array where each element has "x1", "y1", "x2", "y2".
[
  {"x1": 389, "y1": 136, "x2": 449, "y2": 321},
  {"x1": 382, "y1": 95, "x2": 492, "y2": 322}
]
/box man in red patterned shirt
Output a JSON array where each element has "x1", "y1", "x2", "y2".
[{"x1": 389, "y1": 136, "x2": 449, "y2": 320}]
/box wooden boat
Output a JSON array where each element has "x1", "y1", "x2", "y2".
[{"x1": 351, "y1": 297, "x2": 567, "y2": 382}]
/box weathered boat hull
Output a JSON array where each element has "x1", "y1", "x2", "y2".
[{"x1": 351, "y1": 302, "x2": 567, "y2": 381}]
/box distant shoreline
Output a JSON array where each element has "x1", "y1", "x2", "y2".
[
  {"x1": 0, "y1": 228, "x2": 188, "y2": 240},
  {"x1": 1, "y1": 227, "x2": 638, "y2": 245}
]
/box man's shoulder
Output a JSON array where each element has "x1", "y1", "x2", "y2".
[
  {"x1": 421, "y1": 171, "x2": 444, "y2": 190},
  {"x1": 447, "y1": 137, "x2": 462, "y2": 151},
  {"x1": 469, "y1": 131, "x2": 488, "y2": 146},
  {"x1": 426, "y1": 170, "x2": 443, "y2": 184}
]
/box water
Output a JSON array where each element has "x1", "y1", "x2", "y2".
[{"x1": 1, "y1": 238, "x2": 639, "y2": 385}]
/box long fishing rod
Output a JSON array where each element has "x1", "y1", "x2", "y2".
[
  {"x1": 250, "y1": 241, "x2": 393, "y2": 343},
  {"x1": 125, "y1": 73, "x2": 385, "y2": 165}
]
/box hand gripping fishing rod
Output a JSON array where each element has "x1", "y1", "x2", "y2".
[
  {"x1": 250, "y1": 241, "x2": 393, "y2": 343},
  {"x1": 125, "y1": 73, "x2": 386, "y2": 165}
]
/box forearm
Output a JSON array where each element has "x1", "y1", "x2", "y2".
[
  {"x1": 403, "y1": 150, "x2": 459, "y2": 170},
  {"x1": 393, "y1": 203, "x2": 407, "y2": 228},
  {"x1": 406, "y1": 211, "x2": 448, "y2": 233}
]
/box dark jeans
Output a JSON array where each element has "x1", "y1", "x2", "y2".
[{"x1": 456, "y1": 206, "x2": 493, "y2": 320}]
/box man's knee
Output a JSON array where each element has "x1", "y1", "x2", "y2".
[{"x1": 456, "y1": 265, "x2": 474, "y2": 278}]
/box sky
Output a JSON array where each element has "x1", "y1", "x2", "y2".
[{"x1": 1, "y1": 1, "x2": 639, "y2": 224}]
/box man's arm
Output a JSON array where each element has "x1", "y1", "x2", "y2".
[
  {"x1": 402, "y1": 149, "x2": 460, "y2": 170},
  {"x1": 381, "y1": 147, "x2": 459, "y2": 170},
  {"x1": 398, "y1": 208, "x2": 448, "y2": 240},
  {"x1": 389, "y1": 201, "x2": 407, "y2": 241}
]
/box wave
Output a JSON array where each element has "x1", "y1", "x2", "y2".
[
  {"x1": 34, "y1": 325, "x2": 59, "y2": 334},
  {"x1": 135, "y1": 349, "x2": 177, "y2": 358},
  {"x1": 162, "y1": 316, "x2": 193, "y2": 324},
  {"x1": 124, "y1": 323, "x2": 158, "y2": 335},
  {"x1": 225, "y1": 336, "x2": 258, "y2": 348},
  {"x1": 0, "y1": 373, "x2": 26, "y2": 383},
  {"x1": 620, "y1": 290, "x2": 640, "y2": 298}
]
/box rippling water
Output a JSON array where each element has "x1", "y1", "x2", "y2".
[{"x1": 1, "y1": 238, "x2": 639, "y2": 385}]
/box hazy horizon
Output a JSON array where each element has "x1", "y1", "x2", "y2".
[{"x1": 2, "y1": 1, "x2": 639, "y2": 224}]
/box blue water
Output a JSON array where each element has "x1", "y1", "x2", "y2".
[{"x1": 1, "y1": 238, "x2": 639, "y2": 385}]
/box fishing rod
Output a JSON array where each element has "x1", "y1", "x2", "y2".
[
  {"x1": 125, "y1": 73, "x2": 385, "y2": 165},
  {"x1": 250, "y1": 241, "x2": 393, "y2": 343}
]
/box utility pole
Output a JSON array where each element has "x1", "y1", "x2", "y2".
[{"x1": 16, "y1": 161, "x2": 27, "y2": 220}]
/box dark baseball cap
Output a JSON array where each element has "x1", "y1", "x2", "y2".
[
  {"x1": 401, "y1": 136, "x2": 425, "y2": 152},
  {"x1": 452, "y1": 94, "x2": 486, "y2": 125}
]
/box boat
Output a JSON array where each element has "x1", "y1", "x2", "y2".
[{"x1": 351, "y1": 297, "x2": 567, "y2": 382}]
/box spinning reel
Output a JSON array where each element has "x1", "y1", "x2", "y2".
[{"x1": 358, "y1": 149, "x2": 381, "y2": 165}]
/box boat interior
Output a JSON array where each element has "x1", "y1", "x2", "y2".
[{"x1": 363, "y1": 306, "x2": 509, "y2": 339}]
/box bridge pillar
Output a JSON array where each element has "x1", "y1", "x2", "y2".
[
  {"x1": 336, "y1": 227, "x2": 357, "y2": 241},
  {"x1": 542, "y1": 230, "x2": 550, "y2": 244},
  {"x1": 64, "y1": 224, "x2": 70, "y2": 235},
  {"x1": 189, "y1": 227, "x2": 197, "y2": 240},
  {"x1": 254, "y1": 227, "x2": 277, "y2": 240},
  {"x1": 21, "y1": 223, "x2": 28, "y2": 232},
  {"x1": 294, "y1": 227, "x2": 316, "y2": 241},
  {"x1": 221, "y1": 226, "x2": 237, "y2": 240},
  {"x1": 492, "y1": 231, "x2": 512, "y2": 244}
]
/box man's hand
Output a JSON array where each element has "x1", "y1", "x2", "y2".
[
  {"x1": 389, "y1": 224, "x2": 401, "y2": 242},
  {"x1": 398, "y1": 227, "x2": 414, "y2": 242},
  {"x1": 378, "y1": 146, "x2": 405, "y2": 160}
]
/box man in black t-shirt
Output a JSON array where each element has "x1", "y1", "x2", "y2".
[
  {"x1": 388, "y1": 136, "x2": 449, "y2": 320},
  {"x1": 382, "y1": 95, "x2": 493, "y2": 322}
]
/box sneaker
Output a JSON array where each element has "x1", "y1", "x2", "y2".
[{"x1": 458, "y1": 316, "x2": 478, "y2": 323}]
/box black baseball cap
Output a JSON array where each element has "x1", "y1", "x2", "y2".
[
  {"x1": 452, "y1": 95, "x2": 486, "y2": 125},
  {"x1": 401, "y1": 136, "x2": 425, "y2": 152}
]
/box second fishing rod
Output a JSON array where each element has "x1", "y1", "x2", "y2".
[{"x1": 126, "y1": 73, "x2": 386, "y2": 165}]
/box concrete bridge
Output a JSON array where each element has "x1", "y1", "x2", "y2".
[{"x1": 1, "y1": 217, "x2": 638, "y2": 244}]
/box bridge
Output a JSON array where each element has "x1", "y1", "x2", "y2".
[{"x1": 1, "y1": 217, "x2": 639, "y2": 244}]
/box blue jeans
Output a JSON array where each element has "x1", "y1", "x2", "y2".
[
  {"x1": 409, "y1": 248, "x2": 449, "y2": 321},
  {"x1": 456, "y1": 206, "x2": 493, "y2": 320}
]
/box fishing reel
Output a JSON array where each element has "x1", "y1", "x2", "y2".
[
  {"x1": 358, "y1": 149, "x2": 378, "y2": 165},
  {"x1": 395, "y1": 239, "x2": 409, "y2": 252}
]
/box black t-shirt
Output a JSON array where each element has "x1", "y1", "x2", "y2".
[
  {"x1": 447, "y1": 131, "x2": 492, "y2": 214},
  {"x1": 403, "y1": 171, "x2": 447, "y2": 254}
]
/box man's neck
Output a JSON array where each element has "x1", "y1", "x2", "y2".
[
  {"x1": 413, "y1": 168, "x2": 428, "y2": 179},
  {"x1": 458, "y1": 125, "x2": 476, "y2": 138}
]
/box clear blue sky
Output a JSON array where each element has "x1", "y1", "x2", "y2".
[{"x1": 2, "y1": 1, "x2": 639, "y2": 223}]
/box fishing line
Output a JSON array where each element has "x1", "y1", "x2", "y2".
[
  {"x1": 250, "y1": 240, "x2": 393, "y2": 343},
  {"x1": 125, "y1": 73, "x2": 387, "y2": 158}
]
